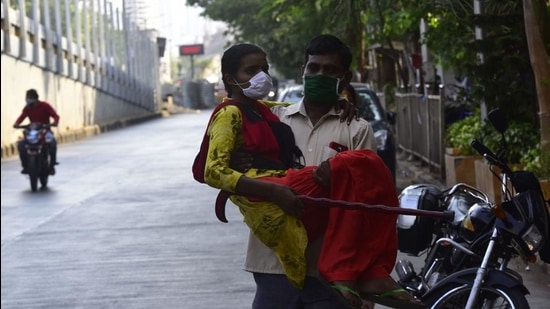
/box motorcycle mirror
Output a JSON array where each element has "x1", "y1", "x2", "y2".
[{"x1": 487, "y1": 108, "x2": 507, "y2": 134}]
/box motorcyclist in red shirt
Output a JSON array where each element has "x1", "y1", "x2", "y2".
[{"x1": 13, "y1": 89, "x2": 60, "y2": 175}]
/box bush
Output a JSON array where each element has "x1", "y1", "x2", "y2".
[
  {"x1": 504, "y1": 122, "x2": 539, "y2": 164},
  {"x1": 445, "y1": 114, "x2": 539, "y2": 163},
  {"x1": 521, "y1": 147, "x2": 550, "y2": 181},
  {"x1": 445, "y1": 114, "x2": 485, "y2": 156}
]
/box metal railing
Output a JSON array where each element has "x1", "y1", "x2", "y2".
[
  {"x1": 395, "y1": 92, "x2": 445, "y2": 178},
  {"x1": 1, "y1": 0, "x2": 161, "y2": 111}
]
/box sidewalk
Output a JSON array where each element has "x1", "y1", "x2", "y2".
[{"x1": 395, "y1": 150, "x2": 445, "y2": 192}]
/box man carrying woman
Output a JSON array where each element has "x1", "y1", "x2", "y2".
[{"x1": 194, "y1": 36, "x2": 423, "y2": 309}]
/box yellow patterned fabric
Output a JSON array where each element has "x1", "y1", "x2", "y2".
[{"x1": 203, "y1": 103, "x2": 308, "y2": 288}]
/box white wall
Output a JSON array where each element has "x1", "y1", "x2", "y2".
[{"x1": 1, "y1": 55, "x2": 155, "y2": 154}]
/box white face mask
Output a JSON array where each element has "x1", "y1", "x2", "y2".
[
  {"x1": 25, "y1": 98, "x2": 36, "y2": 106},
  {"x1": 234, "y1": 71, "x2": 273, "y2": 100}
]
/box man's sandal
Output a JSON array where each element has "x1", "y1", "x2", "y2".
[
  {"x1": 361, "y1": 288, "x2": 426, "y2": 309},
  {"x1": 330, "y1": 284, "x2": 366, "y2": 309}
]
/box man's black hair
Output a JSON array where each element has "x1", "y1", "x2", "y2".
[
  {"x1": 221, "y1": 43, "x2": 266, "y2": 97},
  {"x1": 26, "y1": 89, "x2": 39, "y2": 99},
  {"x1": 304, "y1": 34, "x2": 352, "y2": 70}
]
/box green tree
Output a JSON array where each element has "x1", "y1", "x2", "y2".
[
  {"x1": 421, "y1": 0, "x2": 536, "y2": 123},
  {"x1": 189, "y1": 0, "x2": 541, "y2": 134},
  {"x1": 362, "y1": 0, "x2": 427, "y2": 90},
  {"x1": 187, "y1": 0, "x2": 369, "y2": 81}
]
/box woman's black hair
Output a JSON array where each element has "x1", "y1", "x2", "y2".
[
  {"x1": 26, "y1": 89, "x2": 39, "y2": 99},
  {"x1": 221, "y1": 43, "x2": 266, "y2": 97},
  {"x1": 304, "y1": 34, "x2": 352, "y2": 70}
]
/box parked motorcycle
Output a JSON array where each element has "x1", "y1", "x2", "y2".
[
  {"x1": 16, "y1": 123, "x2": 54, "y2": 191},
  {"x1": 395, "y1": 108, "x2": 548, "y2": 308}
]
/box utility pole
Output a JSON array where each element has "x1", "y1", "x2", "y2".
[{"x1": 474, "y1": 0, "x2": 487, "y2": 120}]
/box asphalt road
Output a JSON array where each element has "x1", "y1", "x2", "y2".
[
  {"x1": 2, "y1": 112, "x2": 256, "y2": 308},
  {"x1": 2, "y1": 110, "x2": 549, "y2": 309}
]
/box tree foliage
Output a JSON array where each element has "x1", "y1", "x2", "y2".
[
  {"x1": 190, "y1": 0, "x2": 539, "y2": 123},
  {"x1": 422, "y1": 0, "x2": 536, "y2": 123},
  {"x1": 187, "y1": 0, "x2": 369, "y2": 81}
]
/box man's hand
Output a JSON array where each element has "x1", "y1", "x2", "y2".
[
  {"x1": 230, "y1": 150, "x2": 253, "y2": 172},
  {"x1": 334, "y1": 97, "x2": 361, "y2": 124}
]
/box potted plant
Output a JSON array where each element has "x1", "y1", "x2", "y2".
[{"x1": 444, "y1": 114, "x2": 484, "y2": 187}]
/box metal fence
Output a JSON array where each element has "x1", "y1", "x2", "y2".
[
  {"x1": 395, "y1": 92, "x2": 445, "y2": 178},
  {"x1": 1, "y1": 0, "x2": 160, "y2": 111}
]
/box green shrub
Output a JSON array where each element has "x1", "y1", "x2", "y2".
[
  {"x1": 500, "y1": 122, "x2": 540, "y2": 164},
  {"x1": 445, "y1": 114, "x2": 539, "y2": 164},
  {"x1": 445, "y1": 114, "x2": 485, "y2": 156},
  {"x1": 521, "y1": 147, "x2": 550, "y2": 181}
]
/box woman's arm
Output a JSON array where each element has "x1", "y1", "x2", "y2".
[
  {"x1": 204, "y1": 105, "x2": 304, "y2": 216},
  {"x1": 204, "y1": 105, "x2": 244, "y2": 192},
  {"x1": 235, "y1": 176, "x2": 304, "y2": 217}
]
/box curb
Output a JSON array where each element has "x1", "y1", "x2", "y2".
[{"x1": 1, "y1": 112, "x2": 163, "y2": 160}]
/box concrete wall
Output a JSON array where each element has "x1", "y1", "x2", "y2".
[
  {"x1": 1, "y1": 1, "x2": 162, "y2": 159},
  {"x1": 1, "y1": 56, "x2": 160, "y2": 159}
]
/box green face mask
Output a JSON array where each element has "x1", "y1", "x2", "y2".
[{"x1": 303, "y1": 74, "x2": 341, "y2": 105}]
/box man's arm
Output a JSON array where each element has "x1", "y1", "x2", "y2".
[
  {"x1": 46, "y1": 103, "x2": 60, "y2": 126},
  {"x1": 353, "y1": 121, "x2": 377, "y2": 151},
  {"x1": 13, "y1": 109, "x2": 28, "y2": 128}
]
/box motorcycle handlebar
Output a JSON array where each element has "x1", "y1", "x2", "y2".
[
  {"x1": 471, "y1": 139, "x2": 495, "y2": 159},
  {"x1": 15, "y1": 123, "x2": 52, "y2": 129},
  {"x1": 441, "y1": 210, "x2": 455, "y2": 222},
  {"x1": 471, "y1": 139, "x2": 510, "y2": 174}
]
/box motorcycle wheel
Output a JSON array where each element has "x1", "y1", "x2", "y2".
[
  {"x1": 27, "y1": 158, "x2": 39, "y2": 192},
  {"x1": 423, "y1": 282, "x2": 529, "y2": 309},
  {"x1": 39, "y1": 156, "x2": 49, "y2": 189},
  {"x1": 39, "y1": 169, "x2": 49, "y2": 188}
]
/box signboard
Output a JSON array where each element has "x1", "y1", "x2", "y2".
[{"x1": 179, "y1": 44, "x2": 204, "y2": 56}]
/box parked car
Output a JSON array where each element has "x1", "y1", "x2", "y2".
[
  {"x1": 351, "y1": 83, "x2": 396, "y2": 182},
  {"x1": 276, "y1": 85, "x2": 304, "y2": 104},
  {"x1": 276, "y1": 82, "x2": 397, "y2": 182}
]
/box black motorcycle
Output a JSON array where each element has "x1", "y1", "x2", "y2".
[
  {"x1": 16, "y1": 123, "x2": 53, "y2": 191},
  {"x1": 395, "y1": 109, "x2": 549, "y2": 308}
]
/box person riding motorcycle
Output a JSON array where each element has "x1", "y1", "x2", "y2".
[{"x1": 13, "y1": 89, "x2": 60, "y2": 175}]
